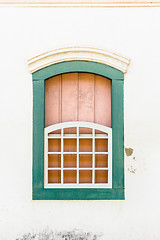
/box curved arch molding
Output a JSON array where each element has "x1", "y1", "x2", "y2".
[{"x1": 27, "y1": 46, "x2": 130, "y2": 74}]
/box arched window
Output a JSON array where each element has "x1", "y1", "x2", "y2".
[{"x1": 28, "y1": 47, "x2": 130, "y2": 199}]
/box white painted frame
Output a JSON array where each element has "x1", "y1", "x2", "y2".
[{"x1": 44, "y1": 121, "x2": 112, "y2": 188}]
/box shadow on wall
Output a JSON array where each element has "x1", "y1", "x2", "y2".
[{"x1": 16, "y1": 229, "x2": 100, "y2": 240}]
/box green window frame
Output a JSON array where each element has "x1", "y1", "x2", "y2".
[{"x1": 32, "y1": 60, "x2": 124, "y2": 200}]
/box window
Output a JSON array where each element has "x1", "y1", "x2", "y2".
[{"x1": 29, "y1": 47, "x2": 129, "y2": 199}]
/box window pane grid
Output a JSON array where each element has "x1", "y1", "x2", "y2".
[
  {"x1": 45, "y1": 122, "x2": 112, "y2": 188},
  {"x1": 48, "y1": 168, "x2": 109, "y2": 170},
  {"x1": 77, "y1": 127, "x2": 79, "y2": 184},
  {"x1": 92, "y1": 128, "x2": 95, "y2": 184}
]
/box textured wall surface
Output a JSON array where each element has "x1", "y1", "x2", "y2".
[{"x1": 0, "y1": 6, "x2": 160, "y2": 240}]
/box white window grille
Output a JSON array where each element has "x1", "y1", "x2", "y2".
[{"x1": 44, "y1": 121, "x2": 112, "y2": 188}]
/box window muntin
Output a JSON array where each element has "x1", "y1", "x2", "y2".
[{"x1": 45, "y1": 121, "x2": 112, "y2": 188}]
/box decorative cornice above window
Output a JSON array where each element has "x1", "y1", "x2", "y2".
[{"x1": 27, "y1": 46, "x2": 130, "y2": 74}]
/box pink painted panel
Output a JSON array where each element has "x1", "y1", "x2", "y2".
[
  {"x1": 61, "y1": 73, "x2": 78, "y2": 122},
  {"x1": 45, "y1": 75, "x2": 61, "y2": 127},
  {"x1": 45, "y1": 72, "x2": 111, "y2": 127},
  {"x1": 95, "y1": 74, "x2": 111, "y2": 127},
  {"x1": 78, "y1": 73, "x2": 94, "y2": 122}
]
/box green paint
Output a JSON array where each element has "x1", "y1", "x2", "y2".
[
  {"x1": 33, "y1": 61, "x2": 123, "y2": 81},
  {"x1": 33, "y1": 188, "x2": 124, "y2": 200},
  {"x1": 33, "y1": 80, "x2": 44, "y2": 190},
  {"x1": 111, "y1": 79, "x2": 124, "y2": 189},
  {"x1": 32, "y1": 60, "x2": 125, "y2": 200}
]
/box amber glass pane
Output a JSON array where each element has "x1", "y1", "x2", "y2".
[
  {"x1": 64, "y1": 154, "x2": 77, "y2": 168},
  {"x1": 63, "y1": 170, "x2": 77, "y2": 183},
  {"x1": 95, "y1": 139, "x2": 108, "y2": 152},
  {"x1": 79, "y1": 139, "x2": 92, "y2": 152},
  {"x1": 95, "y1": 129, "x2": 108, "y2": 136},
  {"x1": 79, "y1": 127, "x2": 92, "y2": 134},
  {"x1": 64, "y1": 127, "x2": 77, "y2": 134},
  {"x1": 48, "y1": 170, "x2": 61, "y2": 183},
  {"x1": 49, "y1": 129, "x2": 61, "y2": 135},
  {"x1": 64, "y1": 139, "x2": 77, "y2": 152},
  {"x1": 48, "y1": 154, "x2": 61, "y2": 168},
  {"x1": 95, "y1": 170, "x2": 108, "y2": 183},
  {"x1": 95, "y1": 154, "x2": 108, "y2": 168},
  {"x1": 79, "y1": 170, "x2": 92, "y2": 183},
  {"x1": 48, "y1": 139, "x2": 61, "y2": 152},
  {"x1": 79, "y1": 154, "x2": 92, "y2": 168}
]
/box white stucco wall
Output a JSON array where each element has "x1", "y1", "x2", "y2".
[{"x1": 0, "y1": 6, "x2": 160, "y2": 240}]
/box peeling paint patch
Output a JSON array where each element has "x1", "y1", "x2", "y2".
[
  {"x1": 127, "y1": 166, "x2": 136, "y2": 174},
  {"x1": 125, "y1": 147, "x2": 136, "y2": 173},
  {"x1": 125, "y1": 147, "x2": 133, "y2": 156},
  {"x1": 16, "y1": 229, "x2": 101, "y2": 240}
]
